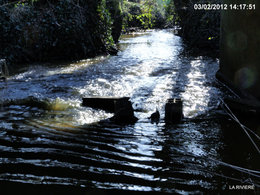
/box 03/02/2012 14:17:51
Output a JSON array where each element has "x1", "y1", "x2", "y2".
[{"x1": 193, "y1": 3, "x2": 256, "y2": 10}]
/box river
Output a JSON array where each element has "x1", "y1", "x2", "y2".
[{"x1": 0, "y1": 29, "x2": 259, "y2": 194}]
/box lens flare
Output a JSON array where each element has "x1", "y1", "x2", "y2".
[{"x1": 234, "y1": 66, "x2": 257, "y2": 89}]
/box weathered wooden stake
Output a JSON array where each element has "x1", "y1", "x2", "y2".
[
  {"x1": 165, "y1": 98, "x2": 183, "y2": 124},
  {"x1": 0, "y1": 59, "x2": 8, "y2": 81}
]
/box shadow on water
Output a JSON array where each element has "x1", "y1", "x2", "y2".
[{"x1": 0, "y1": 29, "x2": 259, "y2": 194}]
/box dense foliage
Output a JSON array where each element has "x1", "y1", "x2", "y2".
[
  {"x1": 106, "y1": 0, "x2": 123, "y2": 43},
  {"x1": 0, "y1": 0, "x2": 220, "y2": 64},
  {"x1": 121, "y1": 0, "x2": 171, "y2": 30},
  {"x1": 173, "y1": 0, "x2": 220, "y2": 53},
  {"x1": 0, "y1": 0, "x2": 121, "y2": 63},
  {"x1": 120, "y1": 0, "x2": 220, "y2": 52}
]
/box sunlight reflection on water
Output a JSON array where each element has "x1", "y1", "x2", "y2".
[
  {"x1": 2, "y1": 30, "x2": 257, "y2": 194},
  {"x1": 181, "y1": 58, "x2": 219, "y2": 118}
]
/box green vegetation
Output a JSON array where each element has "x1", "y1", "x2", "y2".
[
  {"x1": 0, "y1": 0, "x2": 121, "y2": 64},
  {"x1": 172, "y1": 0, "x2": 220, "y2": 53},
  {"x1": 106, "y1": 0, "x2": 123, "y2": 43},
  {"x1": 120, "y1": 0, "x2": 220, "y2": 52},
  {"x1": 0, "y1": 0, "x2": 220, "y2": 64},
  {"x1": 121, "y1": 0, "x2": 172, "y2": 30}
]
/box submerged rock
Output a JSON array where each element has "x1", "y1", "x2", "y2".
[
  {"x1": 83, "y1": 96, "x2": 138, "y2": 124},
  {"x1": 110, "y1": 100, "x2": 138, "y2": 124},
  {"x1": 2, "y1": 96, "x2": 50, "y2": 110}
]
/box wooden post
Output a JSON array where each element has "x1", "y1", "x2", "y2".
[
  {"x1": 0, "y1": 59, "x2": 8, "y2": 81},
  {"x1": 165, "y1": 98, "x2": 183, "y2": 124}
]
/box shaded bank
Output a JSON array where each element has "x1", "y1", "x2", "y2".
[
  {"x1": 173, "y1": 0, "x2": 220, "y2": 55},
  {"x1": 0, "y1": 0, "x2": 122, "y2": 64}
]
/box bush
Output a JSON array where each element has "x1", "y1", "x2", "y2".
[
  {"x1": 122, "y1": 0, "x2": 168, "y2": 30},
  {"x1": 0, "y1": 0, "x2": 120, "y2": 64},
  {"x1": 173, "y1": 0, "x2": 220, "y2": 52}
]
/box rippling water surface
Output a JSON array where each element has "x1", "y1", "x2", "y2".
[{"x1": 0, "y1": 30, "x2": 259, "y2": 194}]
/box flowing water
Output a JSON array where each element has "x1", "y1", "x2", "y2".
[{"x1": 0, "y1": 30, "x2": 259, "y2": 194}]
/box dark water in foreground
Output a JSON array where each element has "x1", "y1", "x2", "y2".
[{"x1": 0, "y1": 30, "x2": 259, "y2": 194}]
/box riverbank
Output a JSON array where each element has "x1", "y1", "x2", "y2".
[
  {"x1": 173, "y1": 0, "x2": 220, "y2": 54},
  {"x1": 0, "y1": 0, "x2": 121, "y2": 65}
]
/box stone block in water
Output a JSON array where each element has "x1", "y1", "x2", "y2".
[
  {"x1": 82, "y1": 96, "x2": 137, "y2": 124},
  {"x1": 165, "y1": 98, "x2": 183, "y2": 123},
  {"x1": 111, "y1": 99, "x2": 138, "y2": 123},
  {"x1": 82, "y1": 97, "x2": 130, "y2": 113}
]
